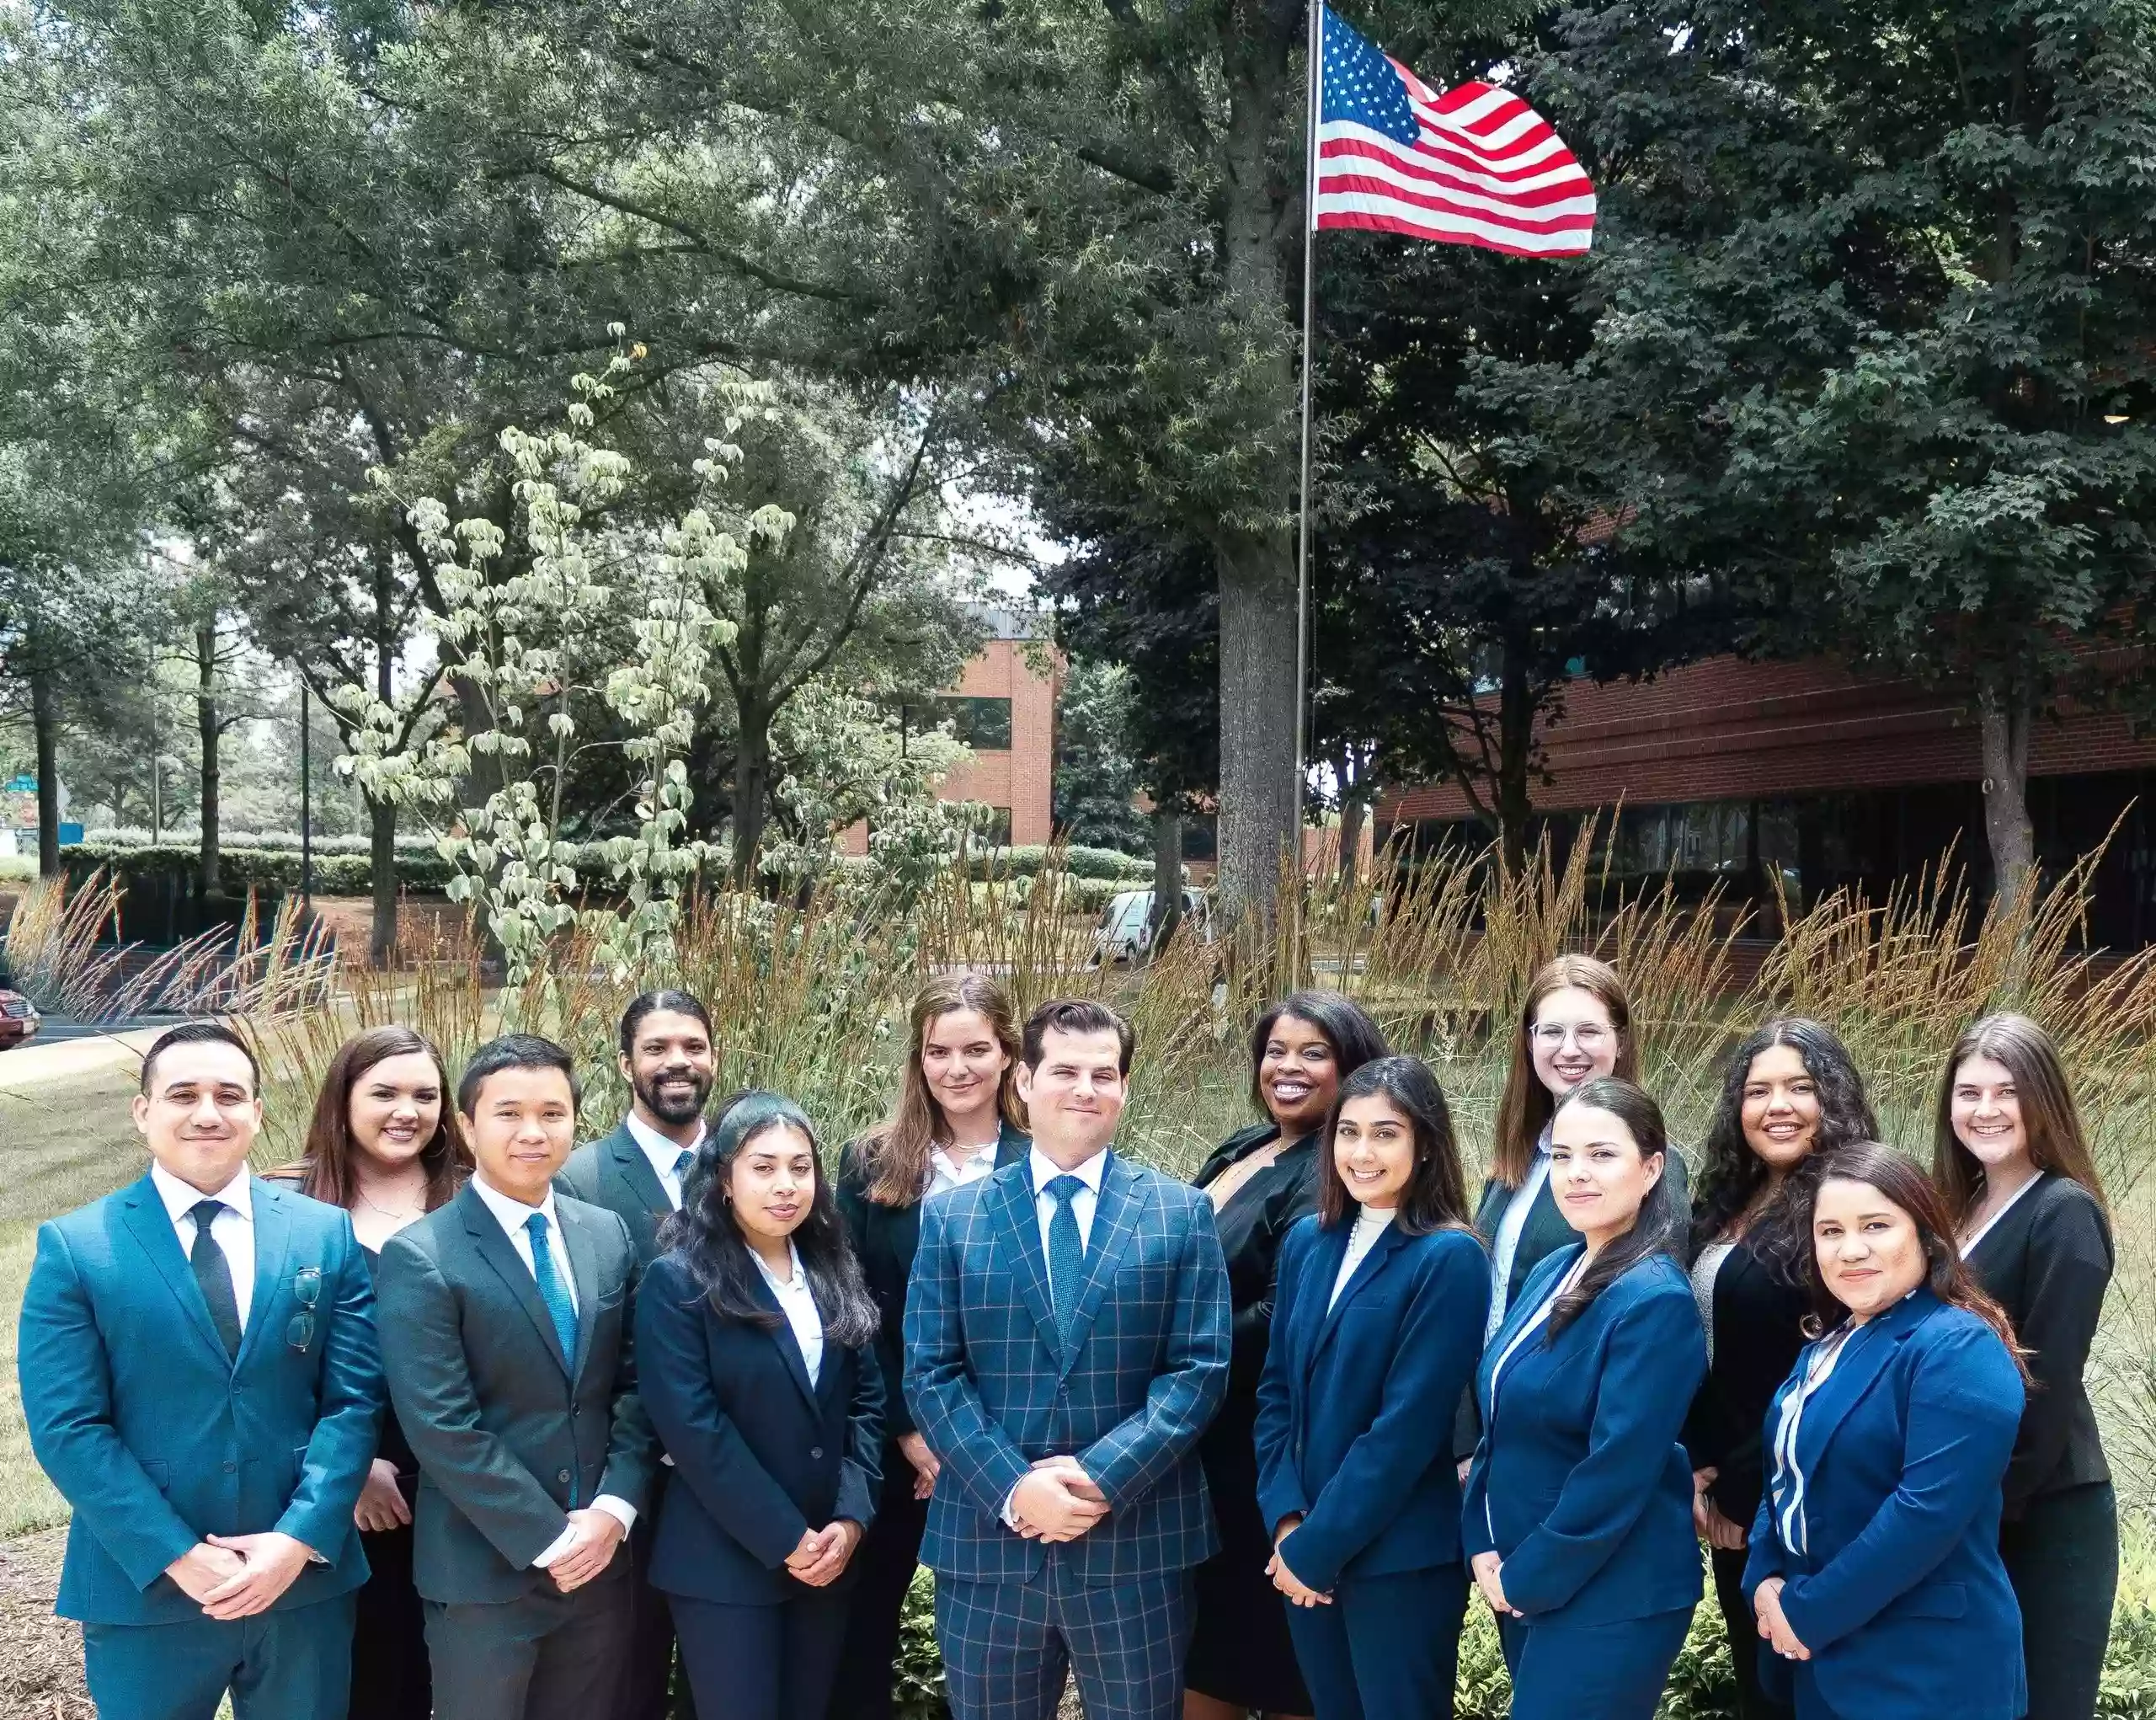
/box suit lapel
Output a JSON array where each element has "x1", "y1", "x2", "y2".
[
  {"x1": 1310, "y1": 1220, "x2": 1407, "y2": 1362},
  {"x1": 987, "y1": 1162, "x2": 1062, "y2": 1363},
  {"x1": 1058, "y1": 1154, "x2": 1145, "y2": 1375},
  {"x1": 607, "y1": 1128, "x2": 675, "y2": 1219},
  {"x1": 747, "y1": 1267, "x2": 819, "y2": 1413},
  {"x1": 1293, "y1": 1219, "x2": 1355, "y2": 1375},
  {"x1": 995, "y1": 1119, "x2": 1031, "y2": 1169},
  {"x1": 1479, "y1": 1242, "x2": 1583, "y2": 1417},
  {"x1": 558, "y1": 1204, "x2": 603, "y2": 1385},
  {"x1": 232, "y1": 1180, "x2": 293, "y2": 1372},
  {"x1": 118, "y1": 1175, "x2": 230, "y2": 1365},
  {"x1": 1795, "y1": 1291, "x2": 1934, "y2": 1476},
  {"x1": 459, "y1": 1184, "x2": 571, "y2": 1377}
]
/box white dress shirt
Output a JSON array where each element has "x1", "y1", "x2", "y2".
[
  {"x1": 754, "y1": 1240, "x2": 825, "y2": 1386},
  {"x1": 151, "y1": 1162, "x2": 255, "y2": 1333},
  {"x1": 926, "y1": 1140, "x2": 1003, "y2": 1200},
  {"x1": 624, "y1": 1111, "x2": 703, "y2": 1211},
  {"x1": 1328, "y1": 1204, "x2": 1395, "y2": 1311},
  {"x1": 468, "y1": 1172, "x2": 637, "y2": 1561},
  {"x1": 1028, "y1": 1144, "x2": 1108, "y2": 1291},
  {"x1": 1486, "y1": 1124, "x2": 1555, "y2": 1339}
]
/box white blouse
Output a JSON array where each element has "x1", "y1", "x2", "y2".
[{"x1": 754, "y1": 1241, "x2": 825, "y2": 1387}]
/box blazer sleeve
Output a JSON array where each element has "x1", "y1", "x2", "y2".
[
  {"x1": 596, "y1": 1218, "x2": 658, "y2": 1515},
  {"x1": 1999, "y1": 1191, "x2": 2111, "y2": 1517},
  {"x1": 1279, "y1": 1236, "x2": 1491, "y2": 1593},
  {"x1": 18, "y1": 1222, "x2": 200, "y2": 1587},
  {"x1": 837, "y1": 1143, "x2": 914, "y2": 1440},
  {"x1": 277, "y1": 1218, "x2": 385, "y2": 1557},
  {"x1": 375, "y1": 1231, "x2": 568, "y2": 1570},
  {"x1": 1076, "y1": 1195, "x2": 1233, "y2": 1509},
  {"x1": 1497, "y1": 1279, "x2": 1706, "y2": 1616},
  {"x1": 632, "y1": 1257, "x2": 810, "y2": 1568},
  {"x1": 1777, "y1": 1322, "x2": 2024, "y2": 1651},
  {"x1": 1251, "y1": 1221, "x2": 1312, "y2": 1534},
  {"x1": 1742, "y1": 1465, "x2": 1787, "y2": 1598},
  {"x1": 834, "y1": 1339, "x2": 886, "y2": 1531},
  {"x1": 1227, "y1": 1151, "x2": 1314, "y2": 1399},
  {"x1": 902, "y1": 1197, "x2": 1033, "y2": 1520}
]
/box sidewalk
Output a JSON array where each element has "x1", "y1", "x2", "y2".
[{"x1": 0, "y1": 1026, "x2": 165, "y2": 1089}]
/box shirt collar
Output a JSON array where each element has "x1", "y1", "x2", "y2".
[
  {"x1": 623, "y1": 1108, "x2": 703, "y2": 1167},
  {"x1": 1029, "y1": 1143, "x2": 1111, "y2": 1196},
  {"x1": 751, "y1": 1238, "x2": 806, "y2": 1290},
  {"x1": 472, "y1": 1170, "x2": 561, "y2": 1240},
  {"x1": 151, "y1": 1161, "x2": 253, "y2": 1225}
]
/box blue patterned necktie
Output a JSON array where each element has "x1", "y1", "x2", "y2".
[
  {"x1": 672, "y1": 1148, "x2": 695, "y2": 1205},
  {"x1": 524, "y1": 1210, "x2": 579, "y2": 1365},
  {"x1": 1044, "y1": 1174, "x2": 1087, "y2": 1343}
]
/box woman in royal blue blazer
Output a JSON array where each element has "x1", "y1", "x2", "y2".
[
  {"x1": 1254, "y1": 1056, "x2": 1490, "y2": 1720},
  {"x1": 638, "y1": 1092, "x2": 885, "y2": 1720},
  {"x1": 1463, "y1": 1076, "x2": 1705, "y2": 1720},
  {"x1": 1744, "y1": 1142, "x2": 2028, "y2": 1720}
]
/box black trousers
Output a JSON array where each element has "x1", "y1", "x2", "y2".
[
  {"x1": 618, "y1": 1469, "x2": 692, "y2": 1720},
  {"x1": 424, "y1": 1561, "x2": 632, "y2": 1720},
  {"x1": 1710, "y1": 1542, "x2": 1794, "y2": 1720},
  {"x1": 2002, "y1": 1480, "x2": 2117, "y2": 1720},
  {"x1": 674, "y1": 1589, "x2": 851, "y2": 1720},
  {"x1": 825, "y1": 1440, "x2": 931, "y2": 1720},
  {"x1": 350, "y1": 1514, "x2": 432, "y2": 1720}
]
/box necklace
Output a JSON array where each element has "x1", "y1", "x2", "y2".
[{"x1": 355, "y1": 1177, "x2": 426, "y2": 1220}]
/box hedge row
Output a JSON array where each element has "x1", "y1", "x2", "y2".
[
  {"x1": 962, "y1": 843, "x2": 1155, "y2": 882},
  {"x1": 61, "y1": 842, "x2": 459, "y2": 895}
]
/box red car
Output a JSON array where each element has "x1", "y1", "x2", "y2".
[{"x1": 0, "y1": 990, "x2": 40, "y2": 1048}]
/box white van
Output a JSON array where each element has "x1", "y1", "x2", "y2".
[{"x1": 1090, "y1": 888, "x2": 1209, "y2": 965}]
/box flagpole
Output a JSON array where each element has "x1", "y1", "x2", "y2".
[{"x1": 1290, "y1": 0, "x2": 1320, "y2": 968}]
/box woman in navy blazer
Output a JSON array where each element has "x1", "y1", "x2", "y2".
[
  {"x1": 1463, "y1": 1077, "x2": 1705, "y2": 1720},
  {"x1": 638, "y1": 1093, "x2": 885, "y2": 1720},
  {"x1": 1254, "y1": 1056, "x2": 1490, "y2": 1719},
  {"x1": 1744, "y1": 1142, "x2": 2028, "y2": 1720}
]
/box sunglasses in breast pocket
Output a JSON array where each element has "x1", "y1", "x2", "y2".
[{"x1": 286, "y1": 1266, "x2": 323, "y2": 1354}]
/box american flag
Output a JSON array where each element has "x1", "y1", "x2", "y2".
[{"x1": 1313, "y1": 4, "x2": 1596, "y2": 258}]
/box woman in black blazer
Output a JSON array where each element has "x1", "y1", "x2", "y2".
[
  {"x1": 1187, "y1": 991, "x2": 1390, "y2": 1720},
  {"x1": 1684, "y1": 1019, "x2": 1876, "y2": 1720},
  {"x1": 1935, "y1": 1013, "x2": 2116, "y2": 1720},
  {"x1": 829, "y1": 975, "x2": 1029, "y2": 1720},
  {"x1": 641, "y1": 1092, "x2": 884, "y2": 1720}
]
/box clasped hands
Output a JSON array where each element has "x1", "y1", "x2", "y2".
[
  {"x1": 165, "y1": 1531, "x2": 316, "y2": 1621},
  {"x1": 1011, "y1": 1456, "x2": 1110, "y2": 1542},
  {"x1": 1265, "y1": 1514, "x2": 1330, "y2": 1608},
  {"x1": 786, "y1": 1519, "x2": 864, "y2": 1588},
  {"x1": 1470, "y1": 1550, "x2": 1520, "y2": 1619},
  {"x1": 1691, "y1": 1466, "x2": 1748, "y2": 1552},
  {"x1": 1752, "y1": 1576, "x2": 1811, "y2": 1661}
]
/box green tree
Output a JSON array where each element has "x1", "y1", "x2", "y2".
[{"x1": 1053, "y1": 658, "x2": 1150, "y2": 856}]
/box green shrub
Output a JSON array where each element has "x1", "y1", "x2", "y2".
[
  {"x1": 965, "y1": 844, "x2": 1155, "y2": 883},
  {"x1": 58, "y1": 841, "x2": 457, "y2": 895},
  {"x1": 896, "y1": 1565, "x2": 951, "y2": 1720}
]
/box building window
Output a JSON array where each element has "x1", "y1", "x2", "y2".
[
  {"x1": 978, "y1": 806, "x2": 1014, "y2": 846},
  {"x1": 940, "y1": 697, "x2": 1013, "y2": 749}
]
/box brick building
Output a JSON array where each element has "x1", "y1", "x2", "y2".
[{"x1": 1377, "y1": 654, "x2": 2156, "y2": 948}]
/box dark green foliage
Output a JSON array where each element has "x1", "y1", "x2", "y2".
[
  {"x1": 59, "y1": 842, "x2": 456, "y2": 896},
  {"x1": 1052, "y1": 660, "x2": 1150, "y2": 857}
]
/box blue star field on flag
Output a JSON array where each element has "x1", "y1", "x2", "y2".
[{"x1": 1319, "y1": 8, "x2": 1418, "y2": 145}]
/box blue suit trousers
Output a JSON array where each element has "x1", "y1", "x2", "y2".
[
  {"x1": 1499, "y1": 1607, "x2": 1694, "y2": 1720},
  {"x1": 82, "y1": 1593, "x2": 355, "y2": 1720},
  {"x1": 1284, "y1": 1563, "x2": 1469, "y2": 1720}
]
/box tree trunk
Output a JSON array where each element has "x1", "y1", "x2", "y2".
[
  {"x1": 1214, "y1": 536, "x2": 1301, "y2": 932},
  {"x1": 1979, "y1": 677, "x2": 2036, "y2": 915},
  {"x1": 1148, "y1": 808, "x2": 1183, "y2": 959},
  {"x1": 367, "y1": 791, "x2": 399, "y2": 967},
  {"x1": 731, "y1": 714, "x2": 771, "y2": 889},
  {"x1": 31, "y1": 649, "x2": 61, "y2": 878},
  {"x1": 1495, "y1": 634, "x2": 1534, "y2": 877},
  {"x1": 1338, "y1": 793, "x2": 1367, "y2": 885},
  {"x1": 195, "y1": 621, "x2": 222, "y2": 898}
]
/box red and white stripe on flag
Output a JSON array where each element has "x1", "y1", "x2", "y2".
[{"x1": 1314, "y1": 8, "x2": 1596, "y2": 257}]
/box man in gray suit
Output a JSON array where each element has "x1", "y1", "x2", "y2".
[
  {"x1": 376, "y1": 1034, "x2": 655, "y2": 1720},
  {"x1": 555, "y1": 989, "x2": 718, "y2": 1719}
]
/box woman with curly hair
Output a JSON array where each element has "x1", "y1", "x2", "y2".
[{"x1": 1684, "y1": 1018, "x2": 1876, "y2": 1720}]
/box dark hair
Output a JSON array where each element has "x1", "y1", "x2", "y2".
[
  {"x1": 1801, "y1": 1142, "x2": 2031, "y2": 1381},
  {"x1": 281, "y1": 1028, "x2": 472, "y2": 1212},
  {"x1": 1247, "y1": 991, "x2": 1391, "y2": 1119},
  {"x1": 1544, "y1": 1076, "x2": 1686, "y2": 1338},
  {"x1": 658, "y1": 1092, "x2": 878, "y2": 1348},
  {"x1": 141, "y1": 1020, "x2": 260, "y2": 1095},
  {"x1": 1314, "y1": 1056, "x2": 1474, "y2": 1237},
  {"x1": 457, "y1": 1034, "x2": 580, "y2": 1118},
  {"x1": 1933, "y1": 1014, "x2": 2108, "y2": 1224},
  {"x1": 858, "y1": 974, "x2": 1028, "y2": 1208},
  {"x1": 1691, "y1": 1018, "x2": 1877, "y2": 1269},
  {"x1": 618, "y1": 990, "x2": 714, "y2": 1059},
  {"x1": 1492, "y1": 956, "x2": 1638, "y2": 1187},
  {"x1": 1022, "y1": 997, "x2": 1134, "y2": 1075}
]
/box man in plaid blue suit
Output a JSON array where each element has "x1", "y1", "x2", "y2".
[{"x1": 905, "y1": 997, "x2": 1231, "y2": 1720}]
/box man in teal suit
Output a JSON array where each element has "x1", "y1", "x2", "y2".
[
  {"x1": 19, "y1": 1020, "x2": 384, "y2": 1720},
  {"x1": 376, "y1": 1033, "x2": 655, "y2": 1720}
]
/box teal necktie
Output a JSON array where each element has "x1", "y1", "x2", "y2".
[
  {"x1": 1044, "y1": 1174, "x2": 1086, "y2": 1344},
  {"x1": 525, "y1": 1210, "x2": 579, "y2": 1365}
]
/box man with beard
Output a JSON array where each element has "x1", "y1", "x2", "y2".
[{"x1": 558, "y1": 989, "x2": 718, "y2": 1720}]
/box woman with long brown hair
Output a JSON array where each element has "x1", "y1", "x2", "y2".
[
  {"x1": 1745, "y1": 1144, "x2": 2028, "y2": 1720},
  {"x1": 1935, "y1": 1014, "x2": 2116, "y2": 1720},
  {"x1": 277, "y1": 1026, "x2": 473, "y2": 1720},
  {"x1": 826, "y1": 975, "x2": 1030, "y2": 1720}
]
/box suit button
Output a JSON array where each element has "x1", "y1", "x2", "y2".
[
  {"x1": 809, "y1": 1447, "x2": 824, "y2": 1460},
  {"x1": 222, "y1": 1461, "x2": 237, "y2": 1474},
  {"x1": 571, "y1": 1406, "x2": 582, "y2": 1418},
  {"x1": 558, "y1": 1469, "x2": 573, "y2": 1485}
]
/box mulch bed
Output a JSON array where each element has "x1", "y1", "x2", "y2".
[{"x1": 0, "y1": 1531, "x2": 90, "y2": 1717}]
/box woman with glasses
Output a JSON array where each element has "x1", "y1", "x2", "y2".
[
  {"x1": 1935, "y1": 1015, "x2": 2116, "y2": 1720},
  {"x1": 275, "y1": 1027, "x2": 474, "y2": 1720}
]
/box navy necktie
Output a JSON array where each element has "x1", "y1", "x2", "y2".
[
  {"x1": 672, "y1": 1148, "x2": 695, "y2": 1206},
  {"x1": 1044, "y1": 1174, "x2": 1087, "y2": 1343},
  {"x1": 525, "y1": 1211, "x2": 579, "y2": 1365},
  {"x1": 188, "y1": 1199, "x2": 243, "y2": 1358}
]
